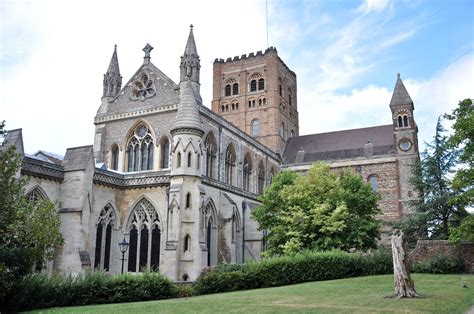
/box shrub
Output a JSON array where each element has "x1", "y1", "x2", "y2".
[
  {"x1": 194, "y1": 250, "x2": 393, "y2": 295},
  {"x1": 4, "y1": 270, "x2": 177, "y2": 312},
  {"x1": 410, "y1": 253, "x2": 464, "y2": 274}
]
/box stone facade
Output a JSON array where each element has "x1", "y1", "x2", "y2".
[{"x1": 5, "y1": 27, "x2": 420, "y2": 281}]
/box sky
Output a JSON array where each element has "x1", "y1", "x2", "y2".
[{"x1": 1, "y1": 0, "x2": 473, "y2": 156}]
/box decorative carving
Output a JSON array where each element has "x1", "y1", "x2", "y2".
[
  {"x1": 21, "y1": 157, "x2": 64, "y2": 182},
  {"x1": 93, "y1": 168, "x2": 170, "y2": 189},
  {"x1": 131, "y1": 74, "x2": 156, "y2": 101}
]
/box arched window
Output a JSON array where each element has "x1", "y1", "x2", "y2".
[
  {"x1": 127, "y1": 198, "x2": 161, "y2": 272},
  {"x1": 398, "y1": 116, "x2": 403, "y2": 128},
  {"x1": 368, "y1": 175, "x2": 379, "y2": 193},
  {"x1": 280, "y1": 122, "x2": 285, "y2": 139},
  {"x1": 126, "y1": 124, "x2": 154, "y2": 172},
  {"x1": 251, "y1": 119, "x2": 260, "y2": 137},
  {"x1": 262, "y1": 98, "x2": 266, "y2": 106},
  {"x1": 232, "y1": 83, "x2": 239, "y2": 95},
  {"x1": 257, "y1": 161, "x2": 265, "y2": 194},
  {"x1": 250, "y1": 80, "x2": 257, "y2": 92},
  {"x1": 94, "y1": 204, "x2": 115, "y2": 271},
  {"x1": 177, "y1": 152, "x2": 182, "y2": 168},
  {"x1": 186, "y1": 192, "x2": 191, "y2": 209},
  {"x1": 111, "y1": 144, "x2": 119, "y2": 170},
  {"x1": 184, "y1": 234, "x2": 191, "y2": 252},
  {"x1": 26, "y1": 186, "x2": 47, "y2": 203},
  {"x1": 205, "y1": 133, "x2": 217, "y2": 178},
  {"x1": 225, "y1": 144, "x2": 236, "y2": 185},
  {"x1": 203, "y1": 201, "x2": 217, "y2": 266},
  {"x1": 279, "y1": 84, "x2": 282, "y2": 96},
  {"x1": 231, "y1": 103, "x2": 235, "y2": 110},
  {"x1": 225, "y1": 104, "x2": 229, "y2": 111},
  {"x1": 225, "y1": 84, "x2": 231, "y2": 96},
  {"x1": 221, "y1": 105, "x2": 225, "y2": 112},
  {"x1": 235, "y1": 103, "x2": 239, "y2": 110},
  {"x1": 403, "y1": 115, "x2": 409, "y2": 127},
  {"x1": 243, "y1": 153, "x2": 252, "y2": 191},
  {"x1": 258, "y1": 78, "x2": 265, "y2": 90},
  {"x1": 187, "y1": 152, "x2": 192, "y2": 167},
  {"x1": 160, "y1": 138, "x2": 169, "y2": 169}
]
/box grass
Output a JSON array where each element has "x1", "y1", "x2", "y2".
[{"x1": 33, "y1": 274, "x2": 473, "y2": 313}]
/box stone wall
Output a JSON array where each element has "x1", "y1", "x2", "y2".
[{"x1": 410, "y1": 240, "x2": 474, "y2": 273}]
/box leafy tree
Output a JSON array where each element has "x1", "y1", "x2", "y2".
[
  {"x1": 0, "y1": 123, "x2": 63, "y2": 303},
  {"x1": 449, "y1": 214, "x2": 474, "y2": 243},
  {"x1": 402, "y1": 117, "x2": 468, "y2": 241},
  {"x1": 445, "y1": 99, "x2": 474, "y2": 206},
  {"x1": 252, "y1": 162, "x2": 381, "y2": 256}
]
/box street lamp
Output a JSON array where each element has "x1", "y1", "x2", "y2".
[{"x1": 118, "y1": 237, "x2": 129, "y2": 274}]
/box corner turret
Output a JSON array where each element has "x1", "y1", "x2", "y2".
[{"x1": 102, "y1": 45, "x2": 122, "y2": 99}]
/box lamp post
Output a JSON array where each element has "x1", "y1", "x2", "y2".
[{"x1": 118, "y1": 237, "x2": 129, "y2": 274}]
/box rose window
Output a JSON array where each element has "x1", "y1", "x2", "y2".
[{"x1": 132, "y1": 74, "x2": 156, "y2": 101}]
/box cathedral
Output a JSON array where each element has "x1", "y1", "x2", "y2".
[{"x1": 3, "y1": 26, "x2": 419, "y2": 281}]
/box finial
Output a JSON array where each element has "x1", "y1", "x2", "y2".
[
  {"x1": 114, "y1": 44, "x2": 117, "y2": 49},
  {"x1": 143, "y1": 43, "x2": 154, "y2": 59},
  {"x1": 397, "y1": 73, "x2": 400, "y2": 78},
  {"x1": 190, "y1": 24, "x2": 193, "y2": 30}
]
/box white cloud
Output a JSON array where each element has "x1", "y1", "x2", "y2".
[{"x1": 357, "y1": 0, "x2": 392, "y2": 14}]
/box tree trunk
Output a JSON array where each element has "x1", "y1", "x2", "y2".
[{"x1": 389, "y1": 230, "x2": 420, "y2": 298}]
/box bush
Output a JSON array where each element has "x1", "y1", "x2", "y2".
[
  {"x1": 194, "y1": 250, "x2": 393, "y2": 295},
  {"x1": 4, "y1": 270, "x2": 178, "y2": 312},
  {"x1": 410, "y1": 253, "x2": 464, "y2": 274}
]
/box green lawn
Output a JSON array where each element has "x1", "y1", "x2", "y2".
[{"x1": 33, "y1": 274, "x2": 473, "y2": 313}]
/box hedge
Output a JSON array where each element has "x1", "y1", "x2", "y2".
[{"x1": 3, "y1": 270, "x2": 178, "y2": 312}]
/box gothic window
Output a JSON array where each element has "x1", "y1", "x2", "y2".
[
  {"x1": 26, "y1": 186, "x2": 47, "y2": 203},
  {"x1": 94, "y1": 204, "x2": 116, "y2": 271},
  {"x1": 225, "y1": 84, "x2": 231, "y2": 97},
  {"x1": 111, "y1": 144, "x2": 119, "y2": 170},
  {"x1": 257, "y1": 161, "x2": 265, "y2": 194},
  {"x1": 258, "y1": 78, "x2": 265, "y2": 90},
  {"x1": 205, "y1": 132, "x2": 217, "y2": 178},
  {"x1": 225, "y1": 144, "x2": 236, "y2": 185},
  {"x1": 126, "y1": 124, "x2": 154, "y2": 172},
  {"x1": 184, "y1": 234, "x2": 191, "y2": 252},
  {"x1": 232, "y1": 83, "x2": 239, "y2": 95},
  {"x1": 177, "y1": 152, "x2": 182, "y2": 168},
  {"x1": 251, "y1": 119, "x2": 260, "y2": 137},
  {"x1": 187, "y1": 152, "x2": 192, "y2": 168},
  {"x1": 131, "y1": 74, "x2": 156, "y2": 101},
  {"x1": 186, "y1": 193, "x2": 191, "y2": 209},
  {"x1": 203, "y1": 201, "x2": 217, "y2": 266},
  {"x1": 368, "y1": 175, "x2": 379, "y2": 193},
  {"x1": 250, "y1": 80, "x2": 257, "y2": 92},
  {"x1": 127, "y1": 198, "x2": 161, "y2": 272},
  {"x1": 243, "y1": 153, "x2": 252, "y2": 191},
  {"x1": 160, "y1": 138, "x2": 169, "y2": 168},
  {"x1": 403, "y1": 115, "x2": 409, "y2": 127}
]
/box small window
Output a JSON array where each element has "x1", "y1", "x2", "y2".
[
  {"x1": 235, "y1": 103, "x2": 239, "y2": 110},
  {"x1": 161, "y1": 139, "x2": 169, "y2": 168},
  {"x1": 187, "y1": 152, "x2": 192, "y2": 167},
  {"x1": 232, "y1": 83, "x2": 239, "y2": 95},
  {"x1": 403, "y1": 115, "x2": 409, "y2": 127},
  {"x1": 221, "y1": 105, "x2": 225, "y2": 112},
  {"x1": 259, "y1": 99, "x2": 262, "y2": 106},
  {"x1": 290, "y1": 130, "x2": 294, "y2": 138},
  {"x1": 252, "y1": 100, "x2": 255, "y2": 107},
  {"x1": 177, "y1": 152, "x2": 182, "y2": 168},
  {"x1": 184, "y1": 235, "x2": 191, "y2": 252},
  {"x1": 186, "y1": 193, "x2": 191, "y2": 209},
  {"x1": 111, "y1": 145, "x2": 119, "y2": 170},
  {"x1": 182, "y1": 274, "x2": 189, "y2": 281},
  {"x1": 248, "y1": 100, "x2": 251, "y2": 108},
  {"x1": 225, "y1": 84, "x2": 231, "y2": 96},
  {"x1": 250, "y1": 80, "x2": 257, "y2": 92},
  {"x1": 262, "y1": 98, "x2": 266, "y2": 106},
  {"x1": 398, "y1": 116, "x2": 403, "y2": 128},
  {"x1": 279, "y1": 84, "x2": 282, "y2": 96},
  {"x1": 368, "y1": 175, "x2": 379, "y2": 193},
  {"x1": 226, "y1": 104, "x2": 229, "y2": 111},
  {"x1": 231, "y1": 103, "x2": 235, "y2": 110},
  {"x1": 251, "y1": 119, "x2": 260, "y2": 137},
  {"x1": 258, "y1": 78, "x2": 265, "y2": 90}
]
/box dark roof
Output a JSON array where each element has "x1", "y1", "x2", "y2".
[
  {"x1": 389, "y1": 74, "x2": 413, "y2": 109},
  {"x1": 283, "y1": 124, "x2": 396, "y2": 164}
]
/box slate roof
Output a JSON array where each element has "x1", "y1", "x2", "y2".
[
  {"x1": 28, "y1": 150, "x2": 64, "y2": 165},
  {"x1": 389, "y1": 74, "x2": 413, "y2": 109},
  {"x1": 171, "y1": 80, "x2": 203, "y2": 133},
  {"x1": 283, "y1": 124, "x2": 396, "y2": 164}
]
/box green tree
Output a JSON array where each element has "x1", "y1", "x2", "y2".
[
  {"x1": 449, "y1": 214, "x2": 474, "y2": 243},
  {"x1": 445, "y1": 98, "x2": 474, "y2": 206},
  {"x1": 0, "y1": 123, "x2": 63, "y2": 302},
  {"x1": 252, "y1": 162, "x2": 381, "y2": 256},
  {"x1": 404, "y1": 117, "x2": 468, "y2": 241}
]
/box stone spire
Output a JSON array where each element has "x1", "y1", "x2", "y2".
[
  {"x1": 171, "y1": 80, "x2": 203, "y2": 136},
  {"x1": 180, "y1": 24, "x2": 200, "y2": 84},
  {"x1": 389, "y1": 73, "x2": 413, "y2": 109},
  {"x1": 102, "y1": 45, "x2": 122, "y2": 98}
]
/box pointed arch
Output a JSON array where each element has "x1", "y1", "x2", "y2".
[
  {"x1": 257, "y1": 160, "x2": 265, "y2": 194},
  {"x1": 184, "y1": 234, "x2": 191, "y2": 252},
  {"x1": 125, "y1": 120, "x2": 155, "y2": 172},
  {"x1": 110, "y1": 143, "x2": 120, "y2": 171},
  {"x1": 243, "y1": 153, "x2": 252, "y2": 192},
  {"x1": 125, "y1": 196, "x2": 161, "y2": 272},
  {"x1": 25, "y1": 185, "x2": 48, "y2": 203},
  {"x1": 94, "y1": 202, "x2": 118, "y2": 271},
  {"x1": 202, "y1": 198, "x2": 218, "y2": 266},
  {"x1": 186, "y1": 192, "x2": 192, "y2": 209},
  {"x1": 159, "y1": 136, "x2": 170, "y2": 169},
  {"x1": 204, "y1": 132, "x2": 217, "y2": 178},
  {"x1": 225, "y1": 143, "x2": 236, "y2": 185}
]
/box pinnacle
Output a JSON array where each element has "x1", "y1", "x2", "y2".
[
  {"x1": 106, "y1": 45, "x2": 120, "y2": 75},
  {"x1": 389, "y1": 73, "x2": 413, "y2": 108}
]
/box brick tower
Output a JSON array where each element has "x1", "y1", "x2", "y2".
[{"x1": 211, "y1": 47, "x2": 299, "y2": 154}]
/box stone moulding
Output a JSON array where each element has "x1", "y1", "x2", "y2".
[
  {"x1": 93, "y1": 168, "x2": 170, "y2": 189},
  {"x1": 201, "y1": 176, "x2": 259, "y2": 201},
  {"x1": 94, "y1": 104, "x2": 179, "y2": 124},
  {"x1": 21, "y1": 157, "x2": 64, "y2": 182}
]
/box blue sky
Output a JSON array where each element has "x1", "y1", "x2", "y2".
[{"x1": 1, "y1": 0, "x2": 473, "y2": 155}]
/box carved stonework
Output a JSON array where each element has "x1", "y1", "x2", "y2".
[{"x1": 22, "y1": 157, "x2": 64, "y2": 182}]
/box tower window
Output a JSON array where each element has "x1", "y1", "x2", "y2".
[
  {"x1": 398, "y1": 116, "x2": 403, "y2": 127},
  {"x1": 279, "y1": 84, "x2": 282, "y2": 96},
  {"x1": 225, "y1": 84, "x2": 231, "y2": 97},
  {"x1": 403, "y1": 115, "x2": 409, "y2": 127},
  {"x1": 184, "y1": 234, "x2": 191, "y2": 252},
  {"x1": 187, "y1": 152, "x2": 192, "y2": 167},
  {"x1": 221, "y1": 105, "x2": 225, "y2": 112},
  {"x1": 250, "y1": 80, "x2": 257, "y2": 92},
  {"x1": 368, "y1": 175, "x2": 379, "y2": 193},
  {"x1": 258, "y1": 78, "x2": 265, "y2": 90},
  {"x1": 232, "y1": 83, "x2": 239, "y2": 95},
  {"x1": 186, "y1": 193, "x2": 191, "y2": 209},
  {"x1": 177, "y1": 152, "x2": 182, "y2": 168},
  {"x1": 251, "y1": 119, "x2": 260, "y2": 137}
]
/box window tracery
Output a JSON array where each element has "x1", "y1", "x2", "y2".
[
  {"x1": 131, "y1": 74, "x2": 156, "y2": 101},
  {"x1": 126, "y1": 125, "x2": 154, "y2": 172},
  {"x1": 94, "y1": 204, "x2": 115, "y2": 271},
  {"x1": 225, "y1": 144, "x2": 236, "y2": 185},
  {"x1": 205, "y1": 133, "x2": 217, "y2": 178},
  {"x1": 257, "y1": 161, "x2": 265, "y2": 194},
  {"x1": 26, "y1": 186, "x2": 47, "y2": 203},
  {"x1": 243, "y1": 153, "x2": 252, "y2": 191}
]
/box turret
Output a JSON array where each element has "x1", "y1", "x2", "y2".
[
  {"x1": 102, "y1": 45, "x2": 122, "y2": 99},
  {"x1": 180, "y1": 25, "x2": 201, "y2": 104}
]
